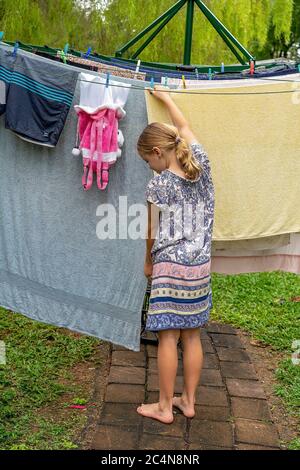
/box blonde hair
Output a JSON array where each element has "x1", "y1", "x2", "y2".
[{"x1": 137, "y1": 122, "x2": 202, "y2": 181}]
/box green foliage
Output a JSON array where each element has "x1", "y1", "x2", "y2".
[{"x1": 0, "y1": 0, "x2": 297, "y2": 63}]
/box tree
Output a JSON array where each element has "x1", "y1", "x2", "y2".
[{"x1": 0, "y1": 0, "x2": 295, "y2": 64}]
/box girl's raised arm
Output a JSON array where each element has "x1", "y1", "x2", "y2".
[{"x1": 148, "y1": 87, "x2": 197, "y2": 145}]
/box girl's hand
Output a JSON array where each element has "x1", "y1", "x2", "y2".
[
  {"x1": 144, "y1": 260, "x2": 153, "y2": 279},
  {"x1": 147, "y1": 85, "x2": 171, "y2": 103}
]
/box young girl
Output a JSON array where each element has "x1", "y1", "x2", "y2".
[{"x1": 136, "y1": 86, "x2": 215, "y2": 424}]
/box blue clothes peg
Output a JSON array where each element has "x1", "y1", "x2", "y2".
[
  {"x1": 208, "y1": 68, "x2": 212, "y2": 80},
  {"x1": 12, "y1": 42, "x2": 19, "y2": 57},
  {"x1": 221, "y1": 62, "x2": 225, "y2": 73},
  {"x1": 195, "y1": 68, "x2": 199, "y2": 80},
  {"x1": 64, "y1": 43, "x2": 69, "y2": 55},
  {"x1": 150, "y1": 77, "x2": 154, "y2": 90},
  {"x1": 106, "y1": 73, "x2": 110, "y2": 88},
  {"x1": 0, "y1": 32, "x2": 4, "y2": 41},
  {"x1": 298, "y1": 64, "x2": 300, "y2": 73},
  {"x1": 84, "y1": 46, "x2": 92, "y2": 59}
]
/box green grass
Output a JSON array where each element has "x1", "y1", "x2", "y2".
[
  {"x1": 211, "y1": 270, "x2": 300, "y2": 448},
  {"x1": 0, "y1": 308, "x2": 99, "y2": 450}
]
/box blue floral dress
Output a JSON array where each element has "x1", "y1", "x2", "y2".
[{"x1": 145, "y1": 141, "x2": 215, "y2": 331}]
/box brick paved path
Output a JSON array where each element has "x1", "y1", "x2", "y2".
[{"x1": 91, "y1": 323, "x2": 281, "y2": 450}]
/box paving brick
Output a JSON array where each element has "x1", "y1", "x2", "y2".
[
  {"x1": 201, "y1": 340, "x2": 215, "y2": 354},
  {"x1": 108, "y1": 366, "x2": 145, "y2": 385},
  {"x1": 200, "y1": 368, "x2": 223, "y2": 387},
  {"x1": 100, "y1": 403, "x2": 143, "y2": 427},
  {"x1": 111, "y1": 350, "x2": 146, "y2": 368},
  {"x1": 105, "y1": 383, "x2": 145, "y2": 403},
  {"x1": 195, "y1": 386, "x2": 228, "y2": 407},
  {"x1": 231, "y1": 397, "x2": 271, "y2": 421},
  {"x1": 112, "y1": 345, "x2": 130, "y2": 351},
  {"x1": 147, "y1": 391, "x2": 159, "y2": 402},
  {"x1": 235, "y1": 443, "x2": 280, "y2": 450},
  {"x1": 147, "y1": 344, "x2": 158, "y2": 357},
  {"x1": 200, "y1": 329, "x2": 210, "y2": 339},
  {"x1": 226, "y1": 379, "x2": 266, "y2": 399},
  {"x1": 112, "y1": 343, "x2": 145, "y2": 352},
  {"x1": 148, "y1": 374, "x2": 183, "y2": 393},
  {"x1": 206, "y1": 323, "x2": 236, "y2": 335},
  {"x1": 216, "y1": 347, "x2": 251, "y2": 363},
  {"x1": 193, "y1": 405, "x2": 230, "y2": 422},
  {"x1": 91, "y1": 425, "x2": 138, "y2": 450},
  {"x1": 220, "y1": 361, "x2": 257, "y2": 380},
  {"x1": 139, "y1": 435, "x2": 185, "y2": 450},
  {"x1": 211, "y1": 334, "x2": 245, "y2": 349},
  {"x1": 235, "y1": 419, "x2": 280, "y2": 447},
  {"x1": 203, "y1": 354, "x2": 219, "y2": 369},
  {"x1": 142, "y1": 413, "x2": 186, "y2": 438},
  {"x1": 189, "y1": 444, "x2": 232, "y2": 450},
  {"x1": 189, "y1": 420, "x2": 234, "y2": 448}
]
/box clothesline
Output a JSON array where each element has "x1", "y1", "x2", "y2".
[{"x1": 4, "y1": 65, "x2": 300, "y2": 96}]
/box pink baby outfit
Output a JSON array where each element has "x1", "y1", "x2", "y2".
[
  {"x1": 76, "y1": 108, "x2": 119, "y2": 190},
  {"x1": 74, "y1": 73, "x2": 131, "y2": 191}
]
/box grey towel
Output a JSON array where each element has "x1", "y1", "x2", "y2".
[{"x1": 0, "y1": 48, "x2": 152, "y2": 351}]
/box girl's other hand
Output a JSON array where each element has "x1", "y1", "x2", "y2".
[{"x1": 144, "y1": 260, "x2": 153, "y2": 279}]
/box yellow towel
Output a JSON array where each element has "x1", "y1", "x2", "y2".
[{"x1": 145, "y1": 81, "x2": 300, "y2": 241}]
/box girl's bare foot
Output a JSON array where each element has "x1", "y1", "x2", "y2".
[
  {"x1": 136, "y1": 402, "x2": 174, "y2": 424},
  {"x1": 172, "y1": 396, "x2": 195, "y2": 418}
]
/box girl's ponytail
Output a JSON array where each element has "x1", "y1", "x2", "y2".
[{"x1": 175, "y1": 135, "x2": 202, "y2": 181}]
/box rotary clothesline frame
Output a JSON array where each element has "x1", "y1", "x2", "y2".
[{"x1": 115, "y1": 0, "x2": 255, "y2": 67}]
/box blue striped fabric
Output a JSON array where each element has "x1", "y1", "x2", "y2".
[{"x1": 0, "y1": 64, "x2": 73, "y2": 105}]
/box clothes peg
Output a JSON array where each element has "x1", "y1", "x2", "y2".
[
  {"x1": 298, "y1": 64, "x2": 300, "y2": 73},
  {"x1": 84, "y1": 46, "x2": 92, "y2": 59},
  {"x1": 12, "y1": 42, "x2": 19, "y2": 57},
  {"x1": 134, "y1": 59, "x2": 141, "y2": 79},
  {"x1": 59, "y1": 50, "x2": 67, "y2": 64},
  {"x1": 182, "y1": 75, "x2": 186, "y2": 89},
  {"x1": 208, "y1": 68, "x2": 212, "y2": 80},
  {"x1": 195, "y1": 68, "x2": 199, "y2": 80},
  {"x1": 164, "y1": 77, "x2": 168, "y2": 87},
  {"x1": 135, "y1": 59, "x2": 141, "y2": 74},
  {"x1": 250, "y1": 60, "x2": 255, "y2": 75},
  {"x1": 106, "y1": 73, "x2": 110, "y2": 88},
  {"x1": 150, "y1": 77, "x2": 154, "y2": 90},
  {"x1": 0, "y1": 32, "x2": 4, "y2": 41},
  {"x1": 221, "y1": 62, "x2": 225, "y2": 73},
  {"x1": 64, "y1": 43, "x2": 69, "y2": 55}
]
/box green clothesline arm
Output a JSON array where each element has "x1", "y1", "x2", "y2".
[
  {"x1": 115, "y1": 0, "x2": 187, "y2": 58},
  {"x1": 131, "y1": 0, "x2": 185, "y2": 60},
  {"x1": 184, "y1": 0, "x2": 195, "y2": 65},
  {"x1": 195, "y1": 0, "x2": 255, "y2": 64}
]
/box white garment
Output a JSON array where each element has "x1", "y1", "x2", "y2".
[
  {"x1": 75, "y1": 73, "x2": 131, "y2": 116},
  {"x1": 161, "y1": 73, "x2": 300, "y2": 89}
]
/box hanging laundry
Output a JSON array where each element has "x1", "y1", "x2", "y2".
[
  {"x1": 73, "y1": 73, "x2": 131, "y2": 191},
  {"x1": 64, "y1": 54, "x2": 146, "y2": 81},
  {"x1": 0, "y1": 44, "x2": 78, "y2": 147},
  {"x1": 0, "y1": 51, "x2": 151, "y2": 352},
  {"x1": 212, "y1": 233, "x2": 291, "y2": 252},
  {"x1": 145, "y1": 80, "x2": 300, "y2": 240},
  {"x1": 212, "y1": 233, "x2": 300, "y2": 275}
]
